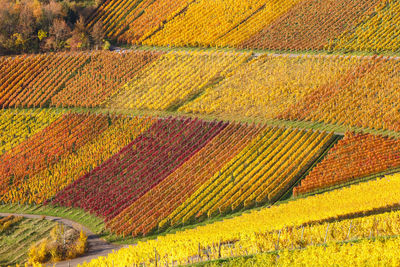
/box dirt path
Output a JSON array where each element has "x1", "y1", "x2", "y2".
[{"x1": 0, "y1": 213, "x2": 127, "y2": 267}]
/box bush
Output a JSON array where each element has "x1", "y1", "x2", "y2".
[
  {"x1": 74, "y1": 230, "x2": 88, "y2": 255},
  {"x1": 103, "y1": 40, "x2": 111, "y2": 50},
  {"x1": 28, "y1": 224, "x2": 88, "y2": 264},
  {"x1": 29, "y1": 239, "x2": 51, "y2": 264}
]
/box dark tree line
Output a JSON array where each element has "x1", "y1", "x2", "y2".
[{"x1": 0, "y1": 0, "x2": 107, "y2": 55}]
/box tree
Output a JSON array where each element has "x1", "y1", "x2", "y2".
[
  {"x1": 68, "y1": 16, "x2": 90, "y2": 50},
  {"x1": 42, "y1": 0, "x2": 64, "y2": 29},
  {"x1": 48, "y1": 19, "x2": 70, "y2": 50},
  {"x1": 0, "y1": 0, "x2": 19, "y2": 54},
  {"x1": 19, "y1": 1, "x2": 35, "y2": 39},
  {"x1": 91, "y1": 21, "x2": 104, "y2": 49},
  {"x1": 38, "y1": 29, "x2": 47, "y2": 41},
  {"x1": 0, "y1": 0, "x2": 99, "y2": 54}
]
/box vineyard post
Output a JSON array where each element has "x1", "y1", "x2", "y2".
[
  {"x1": 63, "y1": 223, "x2": 66, "y2": 247},
  {"x1": 276, "y1": 230, "x2": 281, "y2": 250},
  {"x1": 198, "y1": 242, "x2": 202, "y2": 261},
  {"x1": 370, "y1": 218, "x2": 376, "y2": 238},
  {"x1": 324, "y1": 223, "x2": 330, "y2": 244},
  {"x1": 154, "y1": 248, "x2": 158, "y2": 267},
  {"x1": 347, "y1": 221, "x2": 353, "y2": 240},
  {"x1": 301, "y1": 225, "x2": 304, "y2": 244},
  {"x1": 218, "y1": 240, "x2": 221, "y2": 258}
]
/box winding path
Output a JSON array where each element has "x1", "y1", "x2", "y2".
[{"x1": 0, "y1": 213, "x2": 127, "y2": 267}]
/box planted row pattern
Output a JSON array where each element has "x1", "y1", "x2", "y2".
[
  {"x1": 107, "y1": 50, "x2": 250, "y2": 111},
  {"x1": 79, "y1": 173, "x2": 400, "y2": 266},
  {"x1": 165, "y1": 128, "x2": 333, "y2": 228},
  {"x1": 2, "y1": 115, "x2": 154, "y2": 205},
  {"x1": 240, "y1": 0, "x2": 380, "y2": 51},
  {"x1": 0, "y1": 113, "x2": 109, "y2": 197},
  {"x1": 294, "y1": 132, "x2": 400, "y2": 196},
  {"x1": 281, "y1": 56, "x2": 400, "y2": 132},
  {"x1": 0, "y1": 52, "x2": 90, "y2": 108},
  {"x1": 117, "y1": 0, "x2": 192, "y2": 44},
  {"x1": 144, "y1": 0, "x2": 298, "y2": 48},
  {"x1": 51, "y1": 50, "x2": 162, "y2": 108},
  {"x1": 329, "y1": 0, "x2": 400, "y2": 53},
  {"x1": 180, "y1": 54, "x2": 358, "y2": 119},
  {"x1": 51, "y1": 118, "x2": 226, "y2": 220},
  {"x1": 107, "y1": 122, "x2": 263, "y2": 237},
  {"x1": 0, "y1": 109, "x2": 62, "y2": 155},
  {"x1": 0, "y1": 51, "x2": 161, "y2": 109}
]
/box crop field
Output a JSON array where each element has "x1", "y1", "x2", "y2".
[
  {"x1": 1, "y1": 0, "x2": 400, "y2": 266},
  {"x1": 79, "y1": 174, "x2": 400, "y2": 266},
  {"x1": 1, "y1": 51, "x2": 400, "y2": 135},
  {"x1": 294, "y1": 132, "x2": 400, "y2": 196},
  {"x1": 89, "y1": 0, "x2": 400, "y2": 53},
  {"x1": 0, "y1": 111, "x2": 337, "y2": 238}
]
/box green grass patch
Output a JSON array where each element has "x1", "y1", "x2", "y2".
[
  {"x1": 0, "y1": 216, "x2": 57, "y2": 266},
  {"x1": 130, "y1": 44, "x2": 400, "y2": 58},
  {"x1": 0, "y1": 204, "x2": 107, "y2": 239}
]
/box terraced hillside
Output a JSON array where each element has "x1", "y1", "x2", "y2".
[
  {"x1": 80, "y1": 174, "x2": 400, "y2": 266},
  {"x1": 1, "y1": 0, "x2": 400, "y2": 266},
  {"x1": 1, "y1": 51, "x2": 400, "y2": 135},
  {"x1": 89, "y1": 0, "x2": 400, "y2": 53},
  {"x1": 0, "y1": 109, "x2": 337, "y2": 237}
]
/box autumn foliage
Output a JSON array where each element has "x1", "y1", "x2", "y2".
[{"x1": 293, "y1": 132, "x2": 400, "y2": 196}]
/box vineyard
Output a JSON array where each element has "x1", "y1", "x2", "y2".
[
  {"x1": 0, "y1": 111, "x2": 337, "y2": 238},
  {"x1": 0, "y1": 51, "x2": 162, "y2": 109},
  {"x1": 1, "y1": 0, "x2": 400, "y2": 266},
  {"x1": 293, "y1": 132, "x2": 400, "y2": 196},
  {"x1": 88, "y1": 0, "x2": 400, "y2": 53},
  {"x1": 201, "y1": 237, "x2": 400, "y2": 266},
  {"x1": 2, "y1": 104, "x2": 400, "y2": 266},
  {"x1": 78, "y1": 174, "x2": 400, "y2": 266},
  {"x1": 240, "y1": 0, "x2": 381, "y2": 51},
  {"x1": 1, "y1": 51, "x2": 400, "y2": 136},
  {"x1": 107, "y1": 51, "x2": 250, "y2": 110}
]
